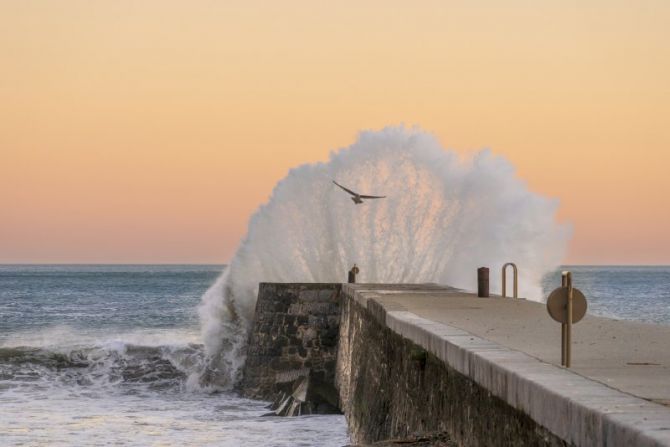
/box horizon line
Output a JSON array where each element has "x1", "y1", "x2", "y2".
[{"x1": 1, "y1": 263, "x2": 669, "y2": 267}]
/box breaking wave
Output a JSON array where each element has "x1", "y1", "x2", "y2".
[
  {"x1": 199, "y1": 126, "x2": 571, "y2": 388},
  {"x1": 0, "y1": 328, "x2": 209, "y2": 394},
  {"x1": 0, "y1": 344, "x2": 203, "y2": 390}
]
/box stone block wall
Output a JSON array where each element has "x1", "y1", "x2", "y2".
[{"x1": 240, "y1": 282, "x2": 342, "y2": 415}]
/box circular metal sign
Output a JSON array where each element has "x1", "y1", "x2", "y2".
[{"x1": 546, "y1": 287, "x2": 588, "y2": 324}]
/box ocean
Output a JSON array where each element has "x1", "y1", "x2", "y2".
[
  {"x1": 1, "y1": 264, "x2": 668, "y2": 446},
  {"x1": 0, "y1": 265, "x2": 349, "y2": 447},
  {"x1": 541, "y1": 265, "x2": 670, "y2": 325}
]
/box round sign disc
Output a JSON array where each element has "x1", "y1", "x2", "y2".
[{"x1": 546, "y1": 287, "x2": 588, "y2": 324}]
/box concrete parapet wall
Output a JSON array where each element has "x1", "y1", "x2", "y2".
[{"x1": 338, "y1": 284, "x2": 670, "y2": 447}]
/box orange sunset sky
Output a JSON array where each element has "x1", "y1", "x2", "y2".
[{"x1": 1, "y1": 1, "x2": 669, "y2": 265}]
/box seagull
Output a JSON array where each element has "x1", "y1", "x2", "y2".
[{"x1": 332, "y1": 180, "x2": 386, "y2": 205}]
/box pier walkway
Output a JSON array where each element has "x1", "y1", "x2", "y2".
[{"x1": 343, "y1": 283, "x2": 670, "y2": 446}]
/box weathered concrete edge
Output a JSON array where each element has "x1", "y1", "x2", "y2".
[{"x1": 342, "y1": 284, "x2": 670, "y2": 447}]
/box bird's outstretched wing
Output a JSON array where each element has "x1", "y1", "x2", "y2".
[
  {"x1": 332, "y1": 180, "x2": 357, "y2": 196},
  {"x1": 359, "y1": 195, "x2": 386, "y2": 199}
]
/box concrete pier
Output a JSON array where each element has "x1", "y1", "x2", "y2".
[
  {"x1": 339, "y1": 283, "x2": 670, "y2": 446},
  {"x1": 241, "y1": 282, "x2": 670, "y2": 446},
  {"x1": 355, "y1": 285, "x2": 670, "y2": 406}
]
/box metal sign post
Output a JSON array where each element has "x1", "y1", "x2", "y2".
[
  {"x1": 547, "y1": 271, "x2": 588, "y2": 368},
  {"x1": 560, "y1": 272, "x2": 567, "y2": 366},
  {"x1": 566, "y1": 272, "x2": 574, "y2": 367}
]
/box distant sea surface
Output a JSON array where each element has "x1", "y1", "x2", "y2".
[
  {"x1": 0, "y1": 265, "x2": 668, "y2": 446},
  {"x1": 541, "y1": 265, "x2": 670, "y2": 325},
  {"x1": 0, "y1": 265, "x2": 348, "y2": 447}
]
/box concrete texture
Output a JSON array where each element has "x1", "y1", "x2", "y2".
[{"x1": 341, "y1": 283, "x2": 670, "y2": 447}]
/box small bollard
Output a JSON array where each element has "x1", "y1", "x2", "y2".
[
  {"x1": 477, "y1": 267, "x2": 489, "y2": 297},
  {"x1": 348, "y1": 264, "x2": 359, "y2": 284}
]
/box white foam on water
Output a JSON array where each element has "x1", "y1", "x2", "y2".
[
  {"x1": 0, "y1": 325, "x2": 202, "y2": 350},
  {"x1": 0, "y1": 387, "x2": 349, "y2": 447},
  {"x1": 199, "y1": 126, "x2": 571, "y2": 388}
]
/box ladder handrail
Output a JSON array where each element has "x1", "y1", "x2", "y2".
[{"x1": 502, "y1": 262, "x2": 518, "y2": 298}]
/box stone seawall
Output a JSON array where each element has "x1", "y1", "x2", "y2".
[
  {"x1": 336, "y1": 285, "x2": 565, "y2": 446},
  {"x1": 240, "y1": 282, "x2": 670, "y2": 446},
  {"x1": 338, "y1": 284, "x2": 670, "y2": 447},
  {"x1": 240, "y1": 283, "x2": 342, "y2": 415}
]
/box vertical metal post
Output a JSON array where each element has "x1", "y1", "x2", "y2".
[
  {"x1": 477, "y1": 267, "x2": 489, "y2": 297},
  {"x1": 561, "y1": 272, "x2": 567, "y2": 366},
  {"x1": 566, "y1": 271, "x2": 573, "y2": 368}
]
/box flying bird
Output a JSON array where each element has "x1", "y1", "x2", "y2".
[{"x1": 332, "y1": 180, "x2": 386, "y2": 205}]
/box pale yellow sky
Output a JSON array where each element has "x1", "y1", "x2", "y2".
[{"x1": 1, "y1": 1, "x2": 669, "y2": 264}]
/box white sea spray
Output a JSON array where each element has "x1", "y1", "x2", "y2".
[{"x1": 198, "y1": 126, "x2": 571, "y2": 388}]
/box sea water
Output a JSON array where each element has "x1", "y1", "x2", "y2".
[
  {"x1": 0, "y1": 265, "x2": 349, "y2": 447},
  {"x1": 542, "y1": 265, "x2": 670, "y2": 324}
]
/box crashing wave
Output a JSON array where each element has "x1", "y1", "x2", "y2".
[{"x1": 199, "y1": 126, "x2": 570, "y2": 388}]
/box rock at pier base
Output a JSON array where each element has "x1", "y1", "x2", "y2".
[
  {"x1": 346, "y1": 432, "x2": 456, "y2": 446},
  {"x1": 263, "y1": 375, "x2": 340, "y2": 416}
]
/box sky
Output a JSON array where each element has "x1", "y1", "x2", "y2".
[{"x1": 1, "y1": 1, "x2": 669, "y2": 265}]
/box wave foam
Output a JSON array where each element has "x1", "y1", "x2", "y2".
[{"x1": 199, "y1": 126, "x2": 571, "y2": 387}]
